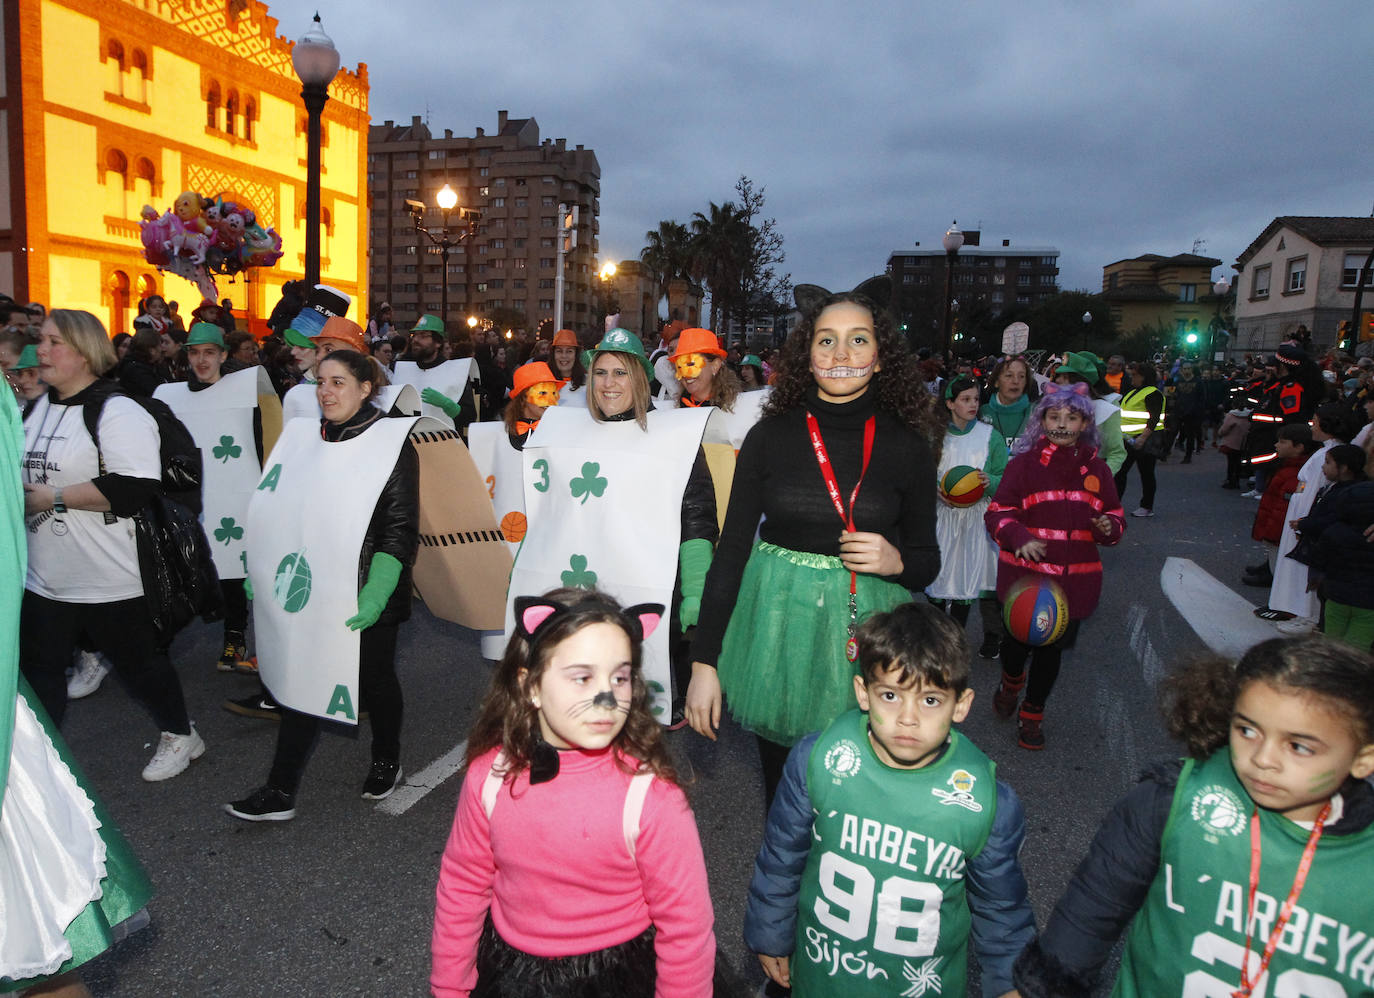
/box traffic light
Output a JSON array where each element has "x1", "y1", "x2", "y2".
[
  {"x1": 1339, "y1": 320, "x2": 1353, "y2": 351},
  {"x1": 1185, "y1": 331, "x2": 1199, "y2": 345}
]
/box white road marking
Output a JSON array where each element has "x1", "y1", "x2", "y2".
[
  {"x1": 1160, "y1": 556, "x2": 1277, "y2": 658},
  {"x1": 376, "y1": 739, "x2": 468, "y2": 816},
  {"x1": 1125, "y1": 603, "x2": 1165, "y2": 690}
]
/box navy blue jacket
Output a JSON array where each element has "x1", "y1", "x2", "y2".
[
  {"x1": 1302, "y1": 479, "x2": 1374, "y2": 609},
  {"x1": 744, "y1": 730, "x2": 1035, "y2": 997}
]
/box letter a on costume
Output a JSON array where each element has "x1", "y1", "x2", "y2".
[
  {"x1": 326, "y1": 684, "x2": 356, "y2": 720},
  {"x1": 258, "y1": 464, "x2": 282, "y2": 491}
]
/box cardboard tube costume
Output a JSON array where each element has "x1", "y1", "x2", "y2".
[
  {"x1": 154, "y1": 367, "x2": 281, "y2": 581},
  {"x1": 701, "y1": 386, "x2": 771, "y2": 532},
  {"x1": 468, "y1": 422, "x2": 533, "y2": 660},
  {"x1": 248, "y1": 414, "x2": 511, "y2": 723},
  {"x1": 392, "y1": 359, "x2": 473, "y2": 430},
  {"x1": 506, "y1": 404, "x2": 711, "y2": 720}
]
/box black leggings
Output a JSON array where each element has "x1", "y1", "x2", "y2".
[
  {"x1": 220, "y1": 577, "x2": 249, "y2": 637},
  {"x1": 1114, "y1": 447, "x2": 1158, "y2": 510},
  {"x1": 20, "y1": 590, "x2": 191, "y2": 733},
  {"x1": 757, "y1": 736, "x2": 793, "y2": 813},
  {"x1": 999, "y1": 620, "x2": 1081, "y2": 708},
  {"x1": 267, "y1": 622, "x2": 402, "y2": 796}
]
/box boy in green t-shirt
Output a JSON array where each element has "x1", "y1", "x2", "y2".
[{"x1": 745, "y1": 602, "x2": 1033, "y2": 997}]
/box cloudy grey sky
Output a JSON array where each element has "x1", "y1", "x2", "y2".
[{"x1": 283, "y1": 0, "x2": 1372, "y2": 297}]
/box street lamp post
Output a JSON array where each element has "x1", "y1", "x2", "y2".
[
  {"x1": 411, "y1": 183, "x2": 478, "y2": 328},
  {"x1": 291, "y1": 14, "x2": 340, "y2": 290},
  {"x1": 1081, "y1": 310, "x2": 1092, "y2": 351},
  {"x1": 598, "y1": 261, "x2": 617, "y2": 325},
  {"x1": 941, "y1": 222, "x2": 964, "y2": 363}
]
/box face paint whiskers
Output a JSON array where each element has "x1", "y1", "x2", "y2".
[{"x1": 569, "y1": 689, "x2": 631, "y2": 717}]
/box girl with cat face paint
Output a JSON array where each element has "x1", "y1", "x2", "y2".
[
  {"x1": 432, "y1": 588, "x2": 716, "y2": 998},
  {"x1": 684, "y1": 283, "x2": 944, "y2": 808}
]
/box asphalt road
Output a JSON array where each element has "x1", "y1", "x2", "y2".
[{"x1": 64, "y1": 442, "x2": 1271, "y2": 997}]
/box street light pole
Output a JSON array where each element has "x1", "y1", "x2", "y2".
[
  {"x1": 1081, "y1": 311, "x2": 1092, "y2": 352},
  {"x1": 291, "y1": 14, "x2": 340, "y2": 290},
  {"x1": 412, "y1": 183, "x2": 477, "y2": 328},
  {"x1": 1210, "y1": 276, "x2": 1231, "y2": 362},
  {"x1": 941, "y1": 222, "x2": 964, "y2": 363}
]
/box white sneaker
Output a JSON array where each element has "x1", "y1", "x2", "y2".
[
  {"x1": 67, "y1": 651, "x2": 111, "y2": 700},
  {"x1": 141, "y1": 725, "x2": 206, "y2": 782},
  {"x1": 1276, "y1": 616, "x2": 1317, "y2": 635},
  {"x1": 1131, "y1": 507, "x2": 1154, "y2": 518}
]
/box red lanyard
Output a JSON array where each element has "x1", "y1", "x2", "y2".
[
  {"x1": 1233, "y1": 801, "x2": 1330, "y2": 998},
  {"x1": 806, "y1": 413, "x2": 877, "y2": 660}
]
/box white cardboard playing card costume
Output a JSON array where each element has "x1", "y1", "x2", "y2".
[
  {"x1": 155, "y1": 367, "x2": 281, "y2": 580},
  {"x1": 467, "y1": 422, "x2": 533, "y2": 660},
  {"x1": 392, "y1": 359, "x2": 473, "y2": 429},
  {"x1": 507, "y1": 405, "x2": 711, "y2": 719}
]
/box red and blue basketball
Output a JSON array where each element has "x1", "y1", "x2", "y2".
[
  {"x1": 1003, "y1": 576, "x2": 1069, "y2": 646},
  {"x1": 940, "y1": 465, "x2": 984, "y2": 507}
]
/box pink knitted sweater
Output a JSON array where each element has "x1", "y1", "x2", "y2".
[
  {"x1": 984, "y1": 438, "x2": 1125, "y2": 618},
  {"x1": 431, "y1": 745, "x2": 715, "y2": 998}
]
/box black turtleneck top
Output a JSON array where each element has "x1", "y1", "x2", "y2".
[{"x1": 691, "y1": 387, "x2": 939, "y2": 666}]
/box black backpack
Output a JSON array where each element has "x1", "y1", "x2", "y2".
[{"x1": 83, "y1": 381, "x2": 222, "y2": 639}]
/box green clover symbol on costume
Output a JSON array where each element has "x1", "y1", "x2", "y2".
[
  {"x1": 560, "y1": 554, "x2": 597, "y2": 589},
  {"x1": 213, "y1": 517, "x2": 244, "y2": 546},
  {"x1": 212, "y1": 435, "x2": 242, "y2": 463},
  {"x1": 569, "y1": 462, "x2": 607, "y2": 505},
  {"x1": 646, "y1": 679, "x2": 667, "y2": 717}
]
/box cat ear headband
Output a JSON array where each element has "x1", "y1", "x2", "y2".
[
  {"x1": 514, "y1": 595, "x2": 664, "y2": 646},
  {"x1": 1044, "y1": 381, "x2": 1091, "y2": 399},
  {"x1": 794, "y1": 275, "x2": 892, "y2": 314}
]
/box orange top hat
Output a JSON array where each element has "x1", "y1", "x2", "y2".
[
  {"x1": 313, "y1": 316, "x2": 366, "y2": 354},
  {"x1": 670, "y1": 328, "x2": 725, "y2": 360},
  {"x1": 551, "y1": 328, "x2": 578, "y2": 348},
  {"x1": 512, "y1": 361, "x2": 561, "y2": 398}
]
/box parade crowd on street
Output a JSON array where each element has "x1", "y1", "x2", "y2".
[{"x1": 3, "y1": 282, "x2": 1374, "y2": 998}]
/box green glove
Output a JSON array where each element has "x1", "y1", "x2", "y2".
[
  {"x1": 345, "y1": 552, "x2": 403, "y2": 631},
  {"x1": 421, "y1": 387, "x2": 462, "y2": 419},
  {"x1": 678, "y1": 537, "x2": 714, "y2": 633},
  {"x1": 243, "y1": 576, "x2": 254, "y2": 600}
]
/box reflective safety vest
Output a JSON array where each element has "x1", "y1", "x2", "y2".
[{"x1": 1119, "y1": 386, "x2": 1164, "y2": 437}]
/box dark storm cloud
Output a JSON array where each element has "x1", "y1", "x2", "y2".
[{"x1": 283, "y1": 0, "x2": 1373, "y2": 297}]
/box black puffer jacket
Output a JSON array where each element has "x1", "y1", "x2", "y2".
[
  {"x1": 1307, "y1": 479, "x2": 1374, "y2": 609},
  {"x1": 322, "y1": 406, "x2": 420, "y2": 626}
]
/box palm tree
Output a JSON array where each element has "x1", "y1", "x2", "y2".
[
  {"x1": 640, "y1": 220, "x2": 693, "y2": 315},
  {"x1": 689, "y1": 201, "x2": 749, "y2": 332}
]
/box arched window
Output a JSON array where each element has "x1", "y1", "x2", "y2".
[
  {"x1": 206, "y1": 81, "x2": 221, "y2": 130},
  {"x1": 133, "y1": 157, "x2": 156, "y2": 209},
  {"x1": 106, "y1": 39, "x2": 125, "y2": 96},
  {"x1": 225, "y1": 91, "x2": 238, "y2": 137},
  {"x1": 130, "y1": 49, "x2": 148, "y2": 104},
  {"x1": 108, "y1": 270, "x2": 131, "y2": 334},
  {"x1": 243, "y1": 99, "x2": 255, "y2": 143},
  {"x1": 104, "y1": 149, "x2": 129, "y2": 219},
  {"x1": 136, "y1": 274, "x2": 157, "y2": 299}
]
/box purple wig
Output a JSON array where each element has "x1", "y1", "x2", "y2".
[{"x1": 1012, "y1": 382, "x2": 1101, "y2": 455}]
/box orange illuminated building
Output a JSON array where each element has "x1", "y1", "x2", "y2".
[{"x1": 0, "y1": 0, "x2": 369, "y2": 335}]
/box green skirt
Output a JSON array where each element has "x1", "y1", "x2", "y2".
[
  {"x1": 716, "y1": 541, "x2": 912, "y2": 746},
  {"x1": 2, "y1": 678, "x2": 153, "y2": 993}
]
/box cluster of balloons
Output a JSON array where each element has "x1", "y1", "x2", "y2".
[{"x1": 139, "y1": 191, "x2": 284, "y2": 303}]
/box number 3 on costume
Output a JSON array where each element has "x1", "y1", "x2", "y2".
[
  {"x1": 813, "y1": 852, "x2": 940, "y2": 958},
  {"x1": 1182, "y1": 931, "x2": 1344, "y2": 997},
  {"x1": 531, "y1": 458, "x2": 550, "y2": 493}
]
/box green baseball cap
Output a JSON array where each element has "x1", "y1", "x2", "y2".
[
  {"x1": 583, "y1": 328, "x2": 654, "y2": 382},
  {"x1": 284, "y1": 327, "x2": 316, "y2": 349},
  {"x1": 13, "y1": 344, "x2": 37, "y2": 370},
  {"x1": 412, "y1": 314, "x2": 446, "y2": 339},
  {"x1": 186, "y1": 322, "x2": 227, "y2": 349}
]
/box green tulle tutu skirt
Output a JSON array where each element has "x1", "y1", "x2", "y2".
[{"x1": 716, "y1": 541, "x2": 912, "y2": 746}]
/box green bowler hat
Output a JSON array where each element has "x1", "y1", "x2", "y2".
[
  {"x1": 186, "y1": 322, "x2": 227, "y2": 349},
  {"x1": 412, "y1": 314, "x2": 446, "y2": 339},
  {"x1": 1055, "y1": 351, "x2": 1102, "y2": 384},
  {"x1": 583, "y1": 328, "x2": 655, "y2": 382},
  {"x1": 13, "y1": 344, "x2": 38, "y2": 370},
  {"x1": 284, "y1": 327, "x2": 315, "y2": 349}
]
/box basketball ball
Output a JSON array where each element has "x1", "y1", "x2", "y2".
[
  {"x1": 940, "y1": 465, "x2": 984, "y2": 507},
  {"x1": 500, "y1": 511, "x2": 528, "y2": 544},
  {"x1": 1003, "y1": 576, "x2": 1069, "y2": 646}
]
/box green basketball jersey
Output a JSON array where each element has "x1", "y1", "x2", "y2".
[
  {"x1": 1116, "y1": 749, "x2": 1374, "y2": 997},
  {"x1": 793, "y1": 709, "x2": 997, "y2": 998}
]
